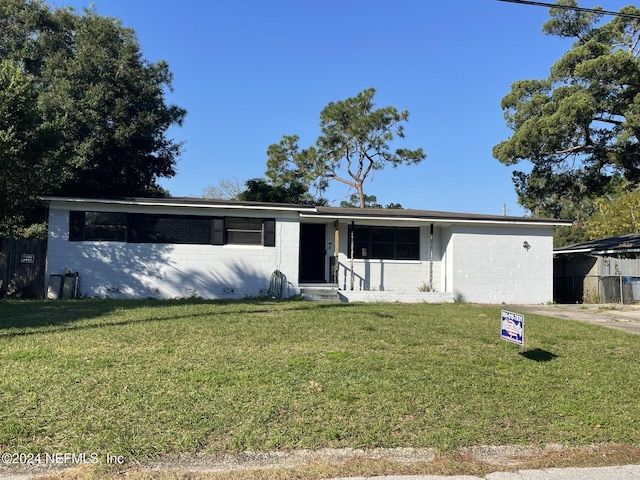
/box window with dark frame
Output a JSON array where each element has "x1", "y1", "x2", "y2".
[
  {"x1": 69, "y1": 211, "x2": 127, "y2": 242},
  {"x1": 69, "y1": 211, "x2": 276, "y2": 247},
  {"x1": 225, "y1": 217, "x2": 265, "y2": 245},
  {"x1": 128, "y1": 214, "x2": 214, "y2": 244},
  {"x1": 349, "y1": 225, "x2": 420, "y2": 260}
]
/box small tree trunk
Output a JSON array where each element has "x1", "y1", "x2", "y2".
[{"x1": 356, "y1": 183, "x2": 365, "y2": 208}]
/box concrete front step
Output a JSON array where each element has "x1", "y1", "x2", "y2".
[{"x1": 299, "y1": 284, "x2": 341, "y2": 301}]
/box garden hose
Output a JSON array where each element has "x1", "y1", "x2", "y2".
[{"x1": 268, "y1": 269, "x2": 287, "y2": 299}]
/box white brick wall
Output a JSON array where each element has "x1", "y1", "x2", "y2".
[
  {"x1": 445, "y1": 225, "x2": 554, "y2": 304},
  {"x1": 334, "y1": 222, "x2": 554, "y2": 304},
  {"x1": 335, "y1": 224, "x2": 442, "y2": 293},
  {"x1": 45, "y1": 200, "x2": 557, "y2": 304},
  {"x1": 46, "y1": 206, "x2": 300, "y2": 299}
]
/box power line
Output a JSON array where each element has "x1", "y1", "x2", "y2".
[{"x1": 495, "y1": 0, "x2": 640, "y2": 20}]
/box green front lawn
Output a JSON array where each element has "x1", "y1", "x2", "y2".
[{"x1": 1, "y1": 299, "x2": 638, "y2": 459}]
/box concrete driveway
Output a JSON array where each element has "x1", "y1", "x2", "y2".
[{"x1": 509, "y1": 303, "x2": 640, "y2": 335}]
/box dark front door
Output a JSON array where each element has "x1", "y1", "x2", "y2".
[{"x1": 299, "y1": 224, "x2": 326, "y2": 283}]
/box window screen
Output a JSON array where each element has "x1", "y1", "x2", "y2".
[
  {"x1": 349, "y1": 225, "x2": 420, "y2": 260},
  {"x1": 69, "y1": 211, "x2": 127, "y2": 242},
  {"x1": 69, "y1": 211, "x2": 276, "y2": 247},
  {"x1": 128, "y1": 214, "x2": 214, "y2": 244},
  {"x1": 226, "y1": 217, "x2": 264, "y2": 245}
]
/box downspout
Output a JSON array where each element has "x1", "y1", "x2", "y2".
[
  {"x1": 429, "y1": 223, "x2": 434, "y2": 290},
  {"x1": 350, "y1": 221, "x2": 355, "y2": 290}
]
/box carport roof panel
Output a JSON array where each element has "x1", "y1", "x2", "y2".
[{"x1": 554, "y1": 234, "x2": 640, "y2": 255}]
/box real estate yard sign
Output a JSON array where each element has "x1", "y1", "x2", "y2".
[{"x1": 501, "y1": 310, "x2": 524, "y2": 346}]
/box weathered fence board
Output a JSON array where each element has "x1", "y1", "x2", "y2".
[{"x1": 0, "y1": 238, "x2": 47, "y2": 298}]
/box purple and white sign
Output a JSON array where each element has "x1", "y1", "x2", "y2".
[{"x1": 501, "y1": 310, "x2": 524, "y2": 346}]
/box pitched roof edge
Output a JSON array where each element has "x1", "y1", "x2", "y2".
[
  {"x1": 40, "y1": 196, "x2": 571, "y2": 225},
  {"x1": 309, "y1": 206, "x2": 569, "y2": 226},
  {"x1": 41, "y1": 196, "x2": 316, "y2": 212}
]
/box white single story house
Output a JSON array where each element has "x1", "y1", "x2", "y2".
[{"x1": 43, "y1": 196, "x2": 570, "y2": 303}]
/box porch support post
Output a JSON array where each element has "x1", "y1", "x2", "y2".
[
  {"x1": 333, "y1": 221, "x2": 339, "y2": 284},
  {"x1": 429, "y1": 223, "x2": 434, "y2": 290},
  {"x1": 350, "y1": 221, "x2": 355, "y2": 291}
]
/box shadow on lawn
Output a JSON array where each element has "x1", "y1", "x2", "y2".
[
  {"x1": 519, "y1": 348, "x2": 559, "y2": 362},
  {"x1": 0, "y1": 298, "x2": 356, "y2": 337}
]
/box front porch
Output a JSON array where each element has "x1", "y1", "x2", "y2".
[
  {"x1": 298, "y1": 218, "x2": 442, "y2": 295},
  {"x1": 338, "y1": 290, "x2": 455, "y2": 303},
  {"x1": 299, "y1": 282, "x2": 455, "y2": 303}
]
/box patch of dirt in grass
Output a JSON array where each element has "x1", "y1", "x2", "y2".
[
  {"x1": 144, "y1": 447, "x2": 438, "y2": 473},
  {"x1": 10, "y1": 444, "x2": 640, "y2": 480}
]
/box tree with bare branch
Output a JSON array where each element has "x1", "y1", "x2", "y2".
[
  {"x1": 494, "y1": 0, "x2": 640, "y2": 220},
  {"x1": 267, "y1": 88, "x2": 425, "y2": 207}
]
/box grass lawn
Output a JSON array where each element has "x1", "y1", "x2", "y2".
[{"x1": 1, "y1": 299, "x2": 639, "y2": 464}]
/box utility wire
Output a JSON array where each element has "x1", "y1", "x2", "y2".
[{"x1": 495, "y1": 0, "x2": 640, "y2": 20}]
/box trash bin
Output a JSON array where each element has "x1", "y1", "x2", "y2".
[
  {"x1": 629, "y1": 277, "x2": 640, "y2": 302},
  {"x1": 47, "y1": 274, "x2": 63, "y2": 299}
]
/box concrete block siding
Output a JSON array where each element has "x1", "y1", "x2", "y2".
[
  {"x1": 335, "y1": 224, "x2": 442, "y2": 293},
  {"x1": 46, "y1": 204, "x2": 301, "y2": 299},
  {"x1": 44, "y1": 197, "x2": 566, "y2": 303},
  {"x1": 334, "y1": 223, "x2": 554, "y2": 304},
  {"x1": 446, "y1": 225, "x2": 554, "y2": 304}
]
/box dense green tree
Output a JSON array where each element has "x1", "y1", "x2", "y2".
[
  {"x1": 267, "y1": 88, "x2": 425, "y2": 208},
  {"x1": 266, "y1": 135, "x2": 319, "y2": 194},
  {"x1": 553, "y1": 224, "x2": 588, "y2": 248},
  {"x1": 340, "y1": 194, "x2": 382, "y2": 208},
  {"x1": 237, "y1": 178, "x2": 319, "y2": 205},
  {"x1": 586, "y1": 189, "x2": 640, "y2": 239},
  {"x1": 493, "y1": 1, "x2": 640, "y2": 219},
  {"x1": 385, "y1": 202, "x2": 404, "y2": 209},
  {"x1": 0, "y1": 60, "x2": 55, "y2": 236},
  {"x1": 339, "y1": 194, "x2": 404, "y2": 209},
  {"x1": 0, "y1": 0, "x2": 185, "y2": 234}
]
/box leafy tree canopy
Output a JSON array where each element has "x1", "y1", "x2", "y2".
[
  {"x1": 586, "y1": 189, "x2": 640, "y2": 239},
  {"x1": 0, "y1": 60, "x2": 52, "y2": 237},
  {"x1": 340, "y1": 194, "x2": 382, "y2": 208},
  {"x1": 267, "y1": 88, "x2": 425, "y2": 208},
  {"x1": 493, "y1": 0, "x2": 640, "y2": 219},
  {"x1": 338, "y1": 193, "x2": 403, "y2": 209},
  {"x1": 0, "y1": 0, "x2": 185, "y2": 236},
  {"x1": 237, "y1": 178, "x2": 322, "y2": 205},
  {"x1": 266, "y1": 135, "x2": 319, "y2": 193}
]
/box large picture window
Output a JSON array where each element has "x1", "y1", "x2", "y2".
[
  {"x1": 69, "y1": 211, "x2": 275, "y2": 247},
  {"x1": 128, "y1": 214, "x2": 214, "y2": 244},
  {"x1": 348, "y1": 225, "x2": 419, "y2": 260}
]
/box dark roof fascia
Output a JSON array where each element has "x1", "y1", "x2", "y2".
[
  {"x1": 306, "y1": 206, "x2": 569, "y2": 226},
  {"x1": 41, "y1": 196, "x2": 570, "y2": 226},
  {"x1": 41, "y1": 196, "x2": 316, "y2": 213}
]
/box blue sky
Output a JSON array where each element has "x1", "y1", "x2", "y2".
[{"x1": 49, "y1": 0, "x2": 631, "y2": 216}]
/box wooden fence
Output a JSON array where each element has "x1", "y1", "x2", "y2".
[{"x1": 0, "y1": 238, "x2": 47, "y2": 298}]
